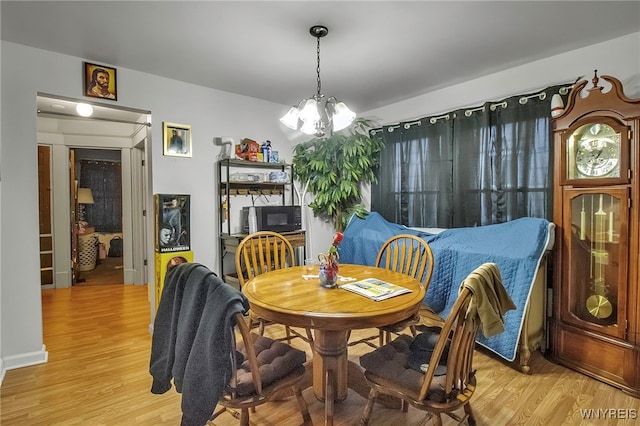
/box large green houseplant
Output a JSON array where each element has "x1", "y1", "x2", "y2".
[{"x1": 292, "y1": 118, "x2": 385, "y2": 232}]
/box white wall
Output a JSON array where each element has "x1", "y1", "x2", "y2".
[
  {"x1": 0, "y1": 41, "x2": 299, "y2": 371},
  {"x1": 0, "y1": 22, "x2": 3, "y2": 383}
]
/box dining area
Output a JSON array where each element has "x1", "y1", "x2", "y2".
[
  {"x1": 12, "y1": 256, "x2": 632, "y2": 426},
  {"x1": 211, "y1": 230, "x2": 488, "y2": 426},
  {"x1": 6, "y1": 227, "x2": 636, "y2": 426},
  {"x1": 150, "y1": 229, "x2": 510, "y2": 425}
]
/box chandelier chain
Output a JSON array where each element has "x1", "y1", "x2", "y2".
[{"x1": 316, "y1": 35, "x2": 322, "y2": 97}]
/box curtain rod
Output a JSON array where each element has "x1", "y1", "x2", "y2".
[
  {"x1": 372, "y1": 78, "x2": 578, "y2": 134},
  {"x1": 37, "y1": 109, "x2": 151, "y2": 127},
  {"x1": 370, "y1": 113, "x2": 453, "y2": 134}
]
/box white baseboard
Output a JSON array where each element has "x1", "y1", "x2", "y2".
[
  {"x1": 0, "y1": 358, "x2": 5, "y2": 386},
  {"x1": 2, "y1": 345, "x2": 48, "y2": 372}
]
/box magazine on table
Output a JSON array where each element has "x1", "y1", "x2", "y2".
[{"x1": 340, "y1": 278, "x2": 412, "y2": 301}]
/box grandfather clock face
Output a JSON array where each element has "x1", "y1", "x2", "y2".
[{"x1": 566, "y1": 123, "x2": 621, "y2": 180}]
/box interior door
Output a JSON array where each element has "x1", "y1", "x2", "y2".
[{"x1": 70, "y1": 148, "x2": 79, "y2": 286}]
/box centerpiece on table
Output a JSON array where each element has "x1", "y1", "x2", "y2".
[{"x1": 318, "y1": 232, "x2": 343, "y2": 288}]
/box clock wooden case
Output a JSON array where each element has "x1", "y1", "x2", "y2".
[{"x1": 549, "y1": 72, "x2": 640, "y2": 397}]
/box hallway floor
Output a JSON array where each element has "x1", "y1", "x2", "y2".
[{"x1": 76, "y1": 256, "x2": 124, "y2": 285}]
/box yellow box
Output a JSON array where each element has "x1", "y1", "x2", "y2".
[{"x1": 154, "y1": 250, "x2": 193, "y2": 310}]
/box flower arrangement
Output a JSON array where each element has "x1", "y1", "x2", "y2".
[{"x1": 318, "y1": 232, "x2": 343, "y2": 288}]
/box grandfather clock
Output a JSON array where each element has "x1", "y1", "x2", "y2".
[{"x1": 549, "y1": 71, "x2": 640, "y2": 397}]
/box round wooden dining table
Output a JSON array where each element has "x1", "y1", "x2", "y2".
[{"x1": 242, "y1": 263, "x2": 425, "y2": 420}]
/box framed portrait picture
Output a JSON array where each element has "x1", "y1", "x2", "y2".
[
  {"x1": 163, "y1": 122, "x2": 192, "y2": 157},
  {"x1": 83, "y1": 62, "x2": 117, "y2": 101},
  {"x1": 154, "y1": 194, "x2": 191, "y2": 253}
]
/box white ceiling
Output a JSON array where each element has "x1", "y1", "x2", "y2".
[{"x1": 3, "y1": 1, "x2": 640, "y2": 121}]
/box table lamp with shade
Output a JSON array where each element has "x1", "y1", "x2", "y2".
[
  {"x1": 76, "y1": 187, "x2": 98, "y2": 275},
  {"x1": 77, "y1": 187, "x2": 94, "y2": 223}
]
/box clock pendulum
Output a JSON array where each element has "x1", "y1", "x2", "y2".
[
  {"x1": 608, "y1": 195, "x2": 614, "y2": 242},
  {"x1": 580, "y1": 198, "x2": 586, "y2": 240},
  {"x1": 585, "y1": 194, "x2": 613, "y2": 319}
]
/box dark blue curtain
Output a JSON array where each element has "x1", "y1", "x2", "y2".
[
  {"x1": 372, "y1": 84, "x2": 566, "y2": 228},
  {"x1": 371, "y1": 116, "x2": 453, "y2": 227},
  {"x1": 79, "y1": 160, "x2": 122, "y2": 233}
]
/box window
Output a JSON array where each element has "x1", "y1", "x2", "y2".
[{"x1": 372, "y1": 85, "x2": 566, "y2": 228}]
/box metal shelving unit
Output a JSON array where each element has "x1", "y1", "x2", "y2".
[{"x1": 217, "y1": 159, "x2": 304, "y2": 285}]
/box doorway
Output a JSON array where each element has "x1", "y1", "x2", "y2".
[
  {"x1": 37, "y1": 93, "x2": 152, "y2": 288},
  {"x1": 73, "y1": 148, "x2": 125, "y2": 285}
]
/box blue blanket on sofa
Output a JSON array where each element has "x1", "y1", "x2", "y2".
[{"x1": 338, "y1": 212, "x2": 552, "y2": 361}]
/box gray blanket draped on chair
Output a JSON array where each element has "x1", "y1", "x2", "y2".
[{"x1": 150, "y1": 262, "x2": 249, "y2": 426}]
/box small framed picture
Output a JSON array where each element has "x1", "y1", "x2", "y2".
[
  {"x1": 83, "y1": 62, "x2": 117, "y2": 100},
  {"x1": 163, "y1": 122, "x2": 192, "y2": 157}
]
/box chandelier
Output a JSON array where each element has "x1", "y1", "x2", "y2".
[{"x1": 280, "y1": 25, "x2": 356, "y2": 137}]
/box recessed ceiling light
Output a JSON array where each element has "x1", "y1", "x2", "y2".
[{"x1": 76, "y1": 103, "x2": 93, "y2": 117}]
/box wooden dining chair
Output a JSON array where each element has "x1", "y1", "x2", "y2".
[
  {"x1": 350, "y1": 234, "x2": 435, "y2": 348},
  {"x1": 210, "y1": 311, "x2": 312, "y2": 426},
  {"x1": 235, "y1": 231, "x2": 312, "y2": 343},
  {"x1": 376, "y1": 234, "x2": 435, "y2": 344},
  {"x1": 358, "y1": 262, "x2": 513, "y2": 425},
  {"x1": 358, "y1": 285, "x2": 477, "y2": 425}
]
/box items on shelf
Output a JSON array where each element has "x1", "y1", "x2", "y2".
[
  {"x1": 268, "y1": 171, "x2": 288, "y2": 182},
  {"x1": 235, "y1": 138, "x2": 260, "y2": 161},
  {"x1": 228, "y1": 171, "x2": 289, "y2": 183},
  {"x1": 261, "y1": 140, "x2": 272, "y2": 162},
  {"x1": 229, "y1": 172, "x2": 263, "y2": 182},
  {"x1": 234, "y1": 138, "x2": 280, "y2": 163}
]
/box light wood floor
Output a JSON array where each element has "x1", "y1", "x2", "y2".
[
  {"x1": 76, "y1": 256, "x2": 124, "y2": 286},
  {"x1": 2, "y1": 284, "x2": 639, "y2": 425}
]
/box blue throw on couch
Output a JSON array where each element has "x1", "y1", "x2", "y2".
[{"x1": 338, "y1": 212, "x2": 552, "y2": 361}]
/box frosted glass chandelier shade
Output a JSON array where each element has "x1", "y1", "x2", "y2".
[
  {"x1": 331, "y1": 101, "x2": 356, "y2": 132},
  {"x1": 280, "y1": 106, "x2": 300, "y2": 130},
  {"x1": 299, "y1": 98, "x2": 321, "y2": 123}
]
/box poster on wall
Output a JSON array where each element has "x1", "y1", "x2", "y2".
[
  {"x1": 154, "y1": 194, "x2": 191, "y2": 253},
  {"x1": 83, "y1": 62, "x2": 117, "y2": 100}
]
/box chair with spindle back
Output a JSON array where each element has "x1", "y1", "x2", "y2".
[
  {"x1": 359, "y1": 262, "x2": 514, "y2": 425},
  {"x1": 235, "y1": 231, "x2": 312, "y2": 343},
  {"x1": 349, "y1": 234, "x2": 435, "y2": 348}
]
